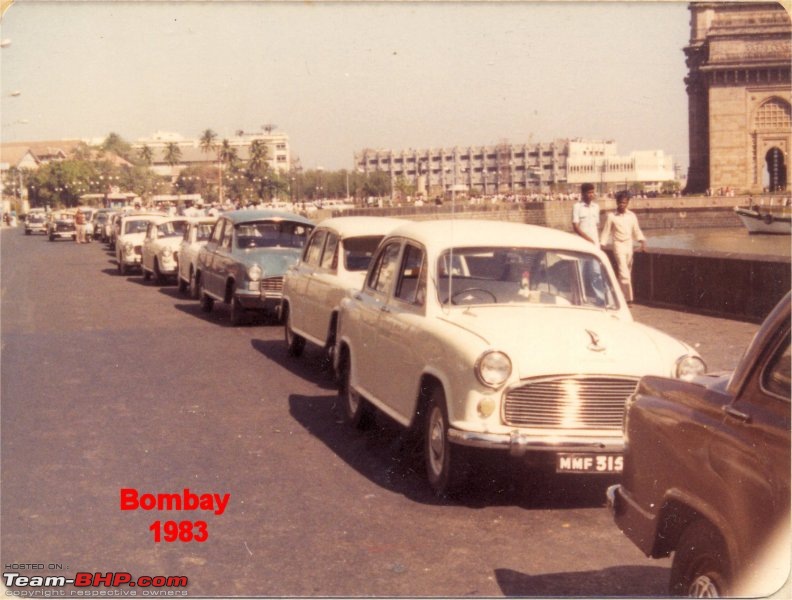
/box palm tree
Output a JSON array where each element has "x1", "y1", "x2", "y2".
[
  {"x1": 219, "y1": 139, "x2": 238, "y2": 167},
  {"x1": 199, "y1": 129, "x2": 217, "y2": 156},
  {"x1": 164, "y1": 142, "x2": 182, "y2": 182},
  {"x1": 248, "y1": 140, "x2": 268, "y2": 172},
  {"x1": 138, "y1": 145, "x2": 154, "y2": 166}
]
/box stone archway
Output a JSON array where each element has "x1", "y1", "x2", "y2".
[{"x1": 764, "y1": 147, "x2": 788, "y2": 192}]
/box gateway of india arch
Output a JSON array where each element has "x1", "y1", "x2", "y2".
[{"x1": 685, "y1": 1, "x2": 791, "y2": 194}]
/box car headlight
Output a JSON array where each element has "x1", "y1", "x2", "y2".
[
  {"x1": 676, "y1": 355, "x2": 706, "y2": 381},
  {"x1": 475, "y1": 351, "x2": 512, "y2": 388},
  {"x1": 162, "y1": 247, "x2": 173, "y2": 258},
  {"x1": 123, "y1": 242, "x2": 134, "y2": 253},
  {"x1": 247, "y1": 264, "x2": 262, "y2": 282}
]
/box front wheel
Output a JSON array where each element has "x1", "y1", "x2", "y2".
[
  {"x1": 189, "y1": 269, "x2": 200, "y2": 300},
  {"x1": 669, "y1": 520, "x2": 730, "y2": 597},
  {"x1": 153, "y1": 260, "x2": 166, "y2": 285},
  {"x1": 229, "y1": 292, "x2": 246, "y2": 326},
  {"x1": 199, "y1": 281, "x2": 214, "y2": 313},
  {"x1": 425, "y1": 387, "x2": 469, "y2": 497}
]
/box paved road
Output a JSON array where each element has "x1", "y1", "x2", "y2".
[{"x1": 0, "y1": 227, "x2": 760, "y2": 597}]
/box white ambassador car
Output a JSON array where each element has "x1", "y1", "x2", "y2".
[
  {"x1": 177, "y1": 217, "x2": 218, "y2": 298},
  {"x1": 116, "y1": 212, "x2": 166, "y2": 275},
  {"x1": 281, "y1": 216, "x2": 407, "y2": 362},
  {"x1": 141, "y1": 217, "x2": 190, "y2": 284},
  {"x1": 334, "y1": 220, "x2": 706, "y2": 496}
]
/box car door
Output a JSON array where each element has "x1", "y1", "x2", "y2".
[
  {"x1": 368, "y1": 242, "x2": 428, "y2": 420},
  {"x1": 210, "y1": 220, "x2": 236, "y2": 298},
  {"x1": 715, "y1": 325, "x2": 790, "y2": 562},
  {"x1": 304, "y1": 230, "x2": 339, "y2": 343},
  {"x1": 351, "y1": 240, "x2": 403, "y2": 406},
  {"x1": 290, "y1": 228, "x2": 326, "y2": 337},
  {"x1": 200, "y1": 218, "x2": 226, "y2": 295}
]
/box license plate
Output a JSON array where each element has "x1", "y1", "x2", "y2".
[{"x1": 557, "y1": 454, "x2": 623, "y2": 473}]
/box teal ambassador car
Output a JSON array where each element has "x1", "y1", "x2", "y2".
[{"x1": 195, "y1": 209, "x2": 314, "y2": 325}]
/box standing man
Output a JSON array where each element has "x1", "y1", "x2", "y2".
[
  {"x1": 74, "y1": 207, "x2": 87, "y2": 244},
  {"x1": 572, "y1": 183, "x2": 600, "y2": 246},
  {"x1": 600, "y1": 190, "x2": 646, "y2": 305}
]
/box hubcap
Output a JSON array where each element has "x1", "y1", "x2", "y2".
[
  {"x1": 428, "y1": 407, "x2": 445, "y2": 474},
  {"x1": 689, "y1": 575, "x2": 720, "y2": 598}
]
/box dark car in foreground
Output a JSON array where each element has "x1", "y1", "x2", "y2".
[{"x1": 608, "y1": 292, "x2": 790, "y2": 597}]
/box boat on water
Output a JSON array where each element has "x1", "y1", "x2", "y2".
[{"x1": 734, "y1": 205, "x2": 791, "y2": 235}]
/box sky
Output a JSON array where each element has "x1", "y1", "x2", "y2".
[{"x1": 1, "y1": 1, "x2": 693, "y2": 171}]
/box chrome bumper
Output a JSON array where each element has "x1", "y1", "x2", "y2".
[{"x1": 447, "y1": 428, "x2": 624, "y2": 457}]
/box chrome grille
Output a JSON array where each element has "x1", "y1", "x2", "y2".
[
  {"x1": 503, "y1": 376, "x2": 638, "y2": 430},
  {"x1": 260, "y1": 276, "x2": 284, "y2": 297}
]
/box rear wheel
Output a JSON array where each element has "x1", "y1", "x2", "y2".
[
  {"x1": 284, "y1": 304, "x2": 305, "y2": 357},
  {"x1": 425, "y1": 386, "x2": 469, "y2": 497},
  {"x1": 142, "y1": 266, "x2": 152, "y2": 281},
  {"x1": 669, "y1": 520, "x2": 730, "y2": 597},
  {"x1": 189, "y1": 269, "x2": 200, "y2": 299},
  {"x1": 338, "y1": 348, "x2": 373, "y2": 429},
  {"x1": 177, "y1": 274, "x2": 188, "y2": 293}
]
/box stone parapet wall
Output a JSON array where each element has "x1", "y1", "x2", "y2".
[
  {"x1": 328, "y1": 196, "x2": 751, "y2": 231},
  {"x1": 623, "y1": 248, "x2": 790, "y2": 323}
]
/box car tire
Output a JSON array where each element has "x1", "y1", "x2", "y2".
[
  {"x1": 189, "y1": 269, "x2": 200, "y2": 300},
  {"x1": 177, "y1": 273, "x2": 188, "y2": 294},
  {"x1": 425, "y1": 386, "x2": 469, "y2": 497},
  {"x1": 199, "y1": 281, "x2": 214, "y2": 313},
  {"x1": 153, "y1": 260, "x2": 166, "y2": 285},
  {"x1": 284, "y1": 304, "x2": 305, "y2": 357},
  {"x1": 142, "y1": 267, "x2": 152, "y2": 281},
  {"x1": 669, "y1": 519, "x2": 731, "y2": 597},
  {"x1": 229, "y1": 293, "x2": 246, "y2": 326},
  {"x1": 337, "y1": 348, "x2": 373, "y2": 429}
]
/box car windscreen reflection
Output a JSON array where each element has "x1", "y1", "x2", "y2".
[
  {"x1": 235, "y1": 221, "x2": 310, "y2": 249},
  {"x1": 436, "y1": 246, "x2": 620, "y2": 309}
]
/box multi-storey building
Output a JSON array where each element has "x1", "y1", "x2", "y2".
[
  {"x1": 684, "y1": 2, "x2": 791, "y2": 194},
  {"x1": 132, "y1": 130, "x2": 291, "y2": 178},
  {"x1": 355, "y1": 138, "x2": 675, "y2": 196}
]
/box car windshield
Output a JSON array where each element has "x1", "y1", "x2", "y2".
[
  {"x1": 235, "y1": 221, "x2": 311, "y2": 249},
  {"x1": 124, "y1": 220, "x2": 151, "y2": 234},
  {"x1": 436, "y1": 246, "x2": 620, "y2": 309},
  {"x1": 344, "y1": 236, "x2": 384, "y2": 271},
  {"x1": 29, "y1": 215, "x2": 45, "y2": 223},
  {"x1": 157, "y1": 221, "x2": 188, "y2": 238}
]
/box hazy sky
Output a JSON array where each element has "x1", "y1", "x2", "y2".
[{"x1": 1, "y1": 1, "x2": 692, "y2": 171}]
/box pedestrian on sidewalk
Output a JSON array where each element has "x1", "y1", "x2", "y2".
[
  {"x1": 600, "y1": 190, "x2": 646, "y2": 305},
  {"x1": 572, "y1": 182, "x2": 600, "y2": 246}
]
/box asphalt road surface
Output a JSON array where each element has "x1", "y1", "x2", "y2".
[{"x1": 0, "y1": 227, "x2": 757, "y2": 597}]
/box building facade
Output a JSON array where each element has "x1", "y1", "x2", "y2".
[
  {"x1": 355, "y1": 138, "x2": 675, "y2": 196},
  {"x1": 684, "y1": 2, "x2": 791, "y2": 194},
  {"x1": 131, "y1": 130, "x2": 291, "y2": 178}
]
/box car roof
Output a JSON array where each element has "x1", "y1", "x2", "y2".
[
  {"x1": 386, "y1": 219, "x2": 601, "y2": 254},
  {"x1": 121, "y1": 213, "x2": 167, "y2": 222},
  {"x1": 314, "y1": 216, "x2": 409, "y2": 238},
  {"x1": 221, "y1": 209, "x2": 314, "y2": 226}
]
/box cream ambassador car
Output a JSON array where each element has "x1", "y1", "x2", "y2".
[
  {"x1": 116, "y1": 213, "x2": 166, "y2": 275},
  {"x1": 141, "y1": 217, "x2": 190, "y2": 284},
  {"x1": 281, "y1": 216, "x2": 407, "y2": 363},
  {"x1": 334, "y1": 220, "x2": 706, "y2": 496},
  {"x1": 177, "y1": 217, "x2": 218, "y2": 298}
]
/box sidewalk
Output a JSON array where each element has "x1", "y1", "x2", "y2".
[{"x1": 631, "y1": 303, "x2": 759, "y2": 373}]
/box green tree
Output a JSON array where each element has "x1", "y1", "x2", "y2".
[
  {"x1": 199, "y1": 129, "x2": 218, "y2": 156},
  {"x1": 102, "y1": 132, "x2": 133, "y2": 162},
  {"x1": 138, "y1": 145, "x2": 154, "y2": 166},
  {"x1": 164, "y1": 143, "x2": 182, "y2": 182}
]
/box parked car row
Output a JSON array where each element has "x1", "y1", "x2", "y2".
[{"x1": 26, "y1": 211, "x2": 789, "y2": 597}]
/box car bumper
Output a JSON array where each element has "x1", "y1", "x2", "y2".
[
  {"x1": 606, "y1": 483, "x2": 659, "y2": 557},
  {"x1": 51, "y1": 231, "x2": 75, "y2": 238},
  {"x1": 448, "y1": 427, "x2": 624, "y2": 456},
  {"x1": 236, "y1": 289, "x2": 280, "y2": 311}
]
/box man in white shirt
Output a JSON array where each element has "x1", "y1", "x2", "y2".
[
  {"x1": 600, "y1": 190, "x2": 646, "y2": 305},
  {"x1": 572, "y1": 183, "x2": 600, "y2": 246}
]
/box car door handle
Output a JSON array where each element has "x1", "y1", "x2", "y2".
[
  {"x1": 354, "y1": 293, "x2": 363, "y2": 301},
  {"x1": 724, "y1": 405, "x2": 752, "y2": 423},
  {"x1": 380, "y1": 306, "x2": 391, "y2": 313}
]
